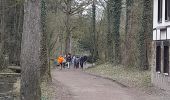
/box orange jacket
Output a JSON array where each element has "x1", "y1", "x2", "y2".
[{"x1": 57, "y1": 56, "x2": 64, "y2": 64}]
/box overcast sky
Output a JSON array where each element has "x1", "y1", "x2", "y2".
[{"x1": 82, "y1": 1, "x2": 106, "y2": 21}]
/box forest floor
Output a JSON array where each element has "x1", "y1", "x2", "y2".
[{"x1": 50, "y1": 64, "x2": 170, "y2": 100}]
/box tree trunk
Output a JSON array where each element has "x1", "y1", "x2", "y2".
[
  {"x1": 40, "y1": 0, "x2": 49, "y2": 80},
  {"x1": 65, "y1": 0, "x2": 72, "y2": 54},
  {"x1": 16, "y1": 3, "x2": 24, "y2": 66},
  {"x1": 47, "y1": 49, "x2": 52, "y2": 82},
  {"x1": 122, "y1": 0, "x2": 133, "y2": 66},
  {"x1": 92, "y1": 0, "x2": 98, "y2": 61},
  {"x1": 122, "y1": 0, "x2": 142, "y2": 67},
  {"x1": 138, "y1": 0, "x2": 152, "y2": 70},
  {"x1": 112, "y1": 0, "x2": 122, "y2": 65},
  {"x1": 0, "y1": 0, "x2": 5, "y2": 69},
  {"x1": 107, "y1": 0, "x2": 114, "y2": 62},
  {"x1": 21, "y1": 0, "x2": 41, "y2": 99}
]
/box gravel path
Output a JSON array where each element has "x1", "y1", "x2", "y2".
[{"x1": 52, "y1": 67, "x2": 170, "y2": 100}]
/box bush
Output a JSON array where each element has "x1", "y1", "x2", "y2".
[{"x1": 86, "y1": 55, "x2": 97, "y2": 63}]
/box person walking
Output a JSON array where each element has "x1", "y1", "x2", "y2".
[
  {"x1": 66, "y1": 53, "x2": 72, "y2": 69},
  {"x1": 75, "y1": 56, "x2": 80, "y2": 69},
  {"x1": 83, "y1": 56, "x2": 87, "y2": 65},
  {"x1": 57, "y1": 55, "x2": 64, "y2": 70},
  {"x1": 72, "y1": 55, "x2": 76, "y2": 68},
  {"x1": 80, "y1": 56, "x2": 84, "y2": 69}
]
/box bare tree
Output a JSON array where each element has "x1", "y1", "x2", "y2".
[{"x1": 54, "y1": 0, "x2": 92, "y2": 54}]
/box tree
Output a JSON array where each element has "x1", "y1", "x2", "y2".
[
  {"x1": 106, "y1": 0, "x2": 114, "y2": 62},
  {"x1": 40, "y1": 0, "x2": 51, "y2": 81},
  {"x1": 20, "y1": 0, "x2": 41, "y2": 99},
  {"x1": 0, "y1": 0, "x2": 6, "y2": 69},
  {"x1": 122, "y1": 0, "x2": 143, "y2": 67},
  {"x1": 122, "y1": 0, "x2": 134, "y2": 66},
  {"x1": 111, "y1": 0, "x2": 122, "y2": 65},
  {"x1": 91, "y1": 0, "x2": 99, "y2": 62},
  {"x1": 54, "y1": 0, "x2": 91, "y2": 54},
  {"x1": 138, "y1": 0, "x2": 152, "y2": 70}
]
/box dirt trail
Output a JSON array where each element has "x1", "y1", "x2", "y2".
[{"x1": 52, "y1": 68, "x2": 169, "y2": 100}]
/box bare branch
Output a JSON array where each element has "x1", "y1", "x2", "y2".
[
  {"x1": 54, "y1": 0, "x2": 67, "y2": 13},
  {"x1": 98, "y1": 0, "x2": 107, "y2": 9}
]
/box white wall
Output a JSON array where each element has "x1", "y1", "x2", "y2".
[
  {"x1": 153, "y1": 0, "x2": 170, "y2": 29},
  {"x1": 153, "y1": 0, "x2": 158, "y2": 29},
  {"x1": 153, "y1": 30, "x2": 157, "y2": 40},
  {"x1": 167, "y1": 27, "x2": 170, "y2": 39},
  {"x1": 153, "y1": 0, "x2": 170, "y2": 40}
]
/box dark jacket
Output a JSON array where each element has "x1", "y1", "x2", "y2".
[{"x1": 66, "y1": 55, "x2": 72, "y2": 62}]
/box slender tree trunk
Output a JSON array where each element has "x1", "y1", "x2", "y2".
[
  {"x1": 47, "y1": 49, "x2": 52, "y2": 82},
  {"x1": 107, "y1": 0, "x2": 114, "y2": 62},
  {"x1": 65, "y1": 0, "x2": 72, "y2": 54},
  {"x1": 92, "y1": 0, "x2": 98, "y2": 61},
  {"x1": 8, "y1": 0, "x2": 16, "y2": 65},
  {"x1": 124, "y1": 0, "x2": 133, "y2": 57},
  {"x1": 3, "y1": 0, "x2": 10, "y2": 57},
  {"x1": 21, "y1": 0, "x2": 41, "y2": 99},
  {"x1": 40, "y1": 0, "x2": 49, "y2": 80},
  {"x1": 0, "y1": 0, "x2": 5, "y2": 69},
  {"x1": 112, "y1": 0, "x2": 122, "y2": 65},
  {"x1": 65, "y1": 14, "x2": 71, "y2": 54},
  {"x1": 16, "y1": 3, "x2": 24, "y2": 66}
]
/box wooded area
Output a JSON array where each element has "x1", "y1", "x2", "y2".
[{"x1": 0, "y1": 0, "x2": 154, "y2": 99}]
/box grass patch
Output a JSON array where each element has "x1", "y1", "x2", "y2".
[
  {"x1": 41, "y1": 82, "x2": 57, "y2": 100},
  {"x1": 85, "y1": 63, "x2": 151, "y2": 88},
  {"x1": 7, "y1": 80, "x2": 56, "y2": 100}
]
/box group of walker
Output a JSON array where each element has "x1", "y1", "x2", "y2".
[{"x1": 56, "y1": 53, "x2": 87, "y2": 70}]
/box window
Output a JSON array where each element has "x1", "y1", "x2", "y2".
[
  {"x1": 164, "y1": 46, "x2": 169, "y2": 74},
  {"x1": 160, "y1": 29, "x2": 167, "y2": 40},
  {"x1": 156, "y1": 46, "x2": 161, "y2": 72},
  {"x1": 158, "y1": 0, "x2": 163, "y2": 22},
  {"x1": 156, "y1": 41, "x2": 170, "y2": 75},
  {"x1": 165, "y1": 0, "x2": 170, "y2": 21}
]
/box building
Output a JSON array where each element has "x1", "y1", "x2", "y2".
[{"x1": 152, "y1": 0, "x2": 170, "y2": 90}]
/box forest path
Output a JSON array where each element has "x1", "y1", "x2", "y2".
[{"x1": 51, "y1": 67, "x2": 162, "y2": 100}]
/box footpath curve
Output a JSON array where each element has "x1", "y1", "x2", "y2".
[{"x1": 52, "y1": 69, "x2": 157, "y2": 100}]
